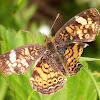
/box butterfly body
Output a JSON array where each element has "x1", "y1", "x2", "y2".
[{"x1": 0, "y1": 8, "x2": 100, "y2": 95}]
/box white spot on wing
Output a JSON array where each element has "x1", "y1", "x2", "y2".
[
  {"x1": 77, "y1": 30, "x2": 83, "y2": 39},
  {"x1": 30, "y1": 77, "x2": 34, "y2": 81},
  {"x1": 12, "y1": 63, "x2": 17, "y2": 67},
  {"x1": 9, "y1": 50, "x2": 16, "y2": 63},
  {"x1": 18, "y1": 64, "x2": 21, "y2": 67},
  {"x1": 75, "y1": 17, "x2": 87, "y2": 25},
  {"x1": 6, "y1": 61, "x2": 9, "y2": 64},
  {"x1": 21, "y1": 59, "x2": 26, "y2": 63},
  {"x1": 8, "y1": 63, "x2": 12, "y2": 67},
  {"x1": 75, "y1": 16, "x2": 79, "y2": 19},
  {"x1": 17, "y1": 59, "x2": 20, "y2": 62},
  {"x1": 21, "y1": 59, "x2": 29, "y2": 68},
  {"x1": 9, "y1": 67, "x2": 14, "y2": 72}
]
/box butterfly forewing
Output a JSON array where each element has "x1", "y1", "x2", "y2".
[
  {"x1": 30, "y1": 50, "x2": 67, "y2": 95},
  {"x1": 54, "y1": 8, "x2": 100, "y2": 45},
  {"x1": 0, "y1": 43, "x2": 46, "y2": 75}
]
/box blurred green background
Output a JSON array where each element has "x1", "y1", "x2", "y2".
[{"x1": 0, "y1": 0, "x2": 100, "y2": 100}]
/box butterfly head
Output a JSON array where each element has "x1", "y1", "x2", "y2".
[
  {"x1": 44, "y1": 35, "x2": 52, "y2": 43},
  {"x1": 44, "y1": 35, "x2": 55, "y2": 52}
]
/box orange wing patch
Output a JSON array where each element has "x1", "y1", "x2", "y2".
[
  {"x1": 30, "y1": 52, "x2": 67, "y2": 95},
  {"x1": 56, "y1": 42, "x2": 88, "y2": 76},
  {"x1": 54, "y1": 8, "x2": 100, "y2": 45}
]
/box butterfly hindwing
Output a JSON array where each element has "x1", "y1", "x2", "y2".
[
  {"x1": 54, "y1": 8, "x2": 100, "y2": 45},
  {"x1": 56, "y1": 42, "x2": 88, "y2": 76},
  {"x1": 30, "y1": 50, "x2": 67, "y2": 95},
  {"x1": 0, "y1": 43, "x2": 46, "y2": 75}
]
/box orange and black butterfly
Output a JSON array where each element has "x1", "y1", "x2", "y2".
[{"x1": 0, "y1": 8, "x2": 100, "y2": 95}]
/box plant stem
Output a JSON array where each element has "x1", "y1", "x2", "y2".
[
  {"x1": 27, "y1": 90, "x2": 34, "y2": 100},
  {"x1": 82, "y1": 67, "x2": 100, "y2": 99}
]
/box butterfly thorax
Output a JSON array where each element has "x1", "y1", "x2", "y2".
[
  {"x1": 45, "y1": 35, "x2": 67, "y2": 75},
  {"x1": 45, "y1": 35, "x2": 55, "y2": 53}
]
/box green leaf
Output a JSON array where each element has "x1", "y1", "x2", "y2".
[
  {"x1": 0, "y1": 76, "x2": 8, "y2": 100},
  {"x1": 0, "y1": 25, "x2": 99, "y2": 100},
  {"x1": 14, "y1": 4, "x2": 37, "y2": 29}
]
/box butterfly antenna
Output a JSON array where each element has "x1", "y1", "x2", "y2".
[
  {"x1": 49, "y1": 13, "x2": 60, "y2": 34},
  {"x1": 22, "y1": 29, "x2": 35, "y2": 38},
  {"x1": 22, "y1": 29, "x2": 31, "y2": 33}
]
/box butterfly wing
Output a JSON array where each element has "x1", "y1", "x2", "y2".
[
  {"x1": 54, "y1": 8, "x2": 100, "y2": 45},
  {"x1": 30, "y1": 50, "x2": 67, "y2": 95},
  {"x1": 0, "y1": 43, "x2": 46, "y2": 75},
  {"x1": 56, "y1": 42, "x2": 88, "y2": 76}
]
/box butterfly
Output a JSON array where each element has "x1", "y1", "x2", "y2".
[{"x1": 0, "y1": 8, "x2": 100, "y2": 95}]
